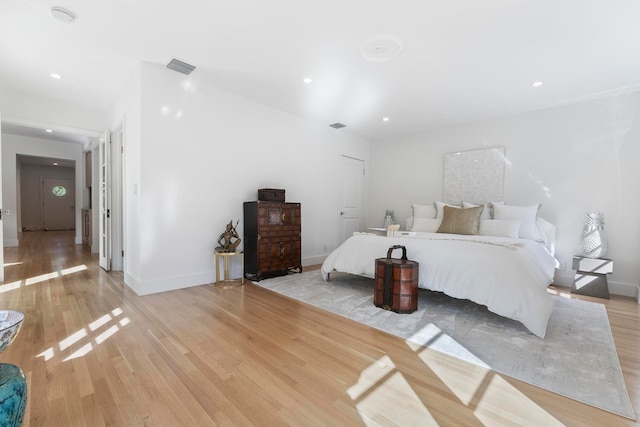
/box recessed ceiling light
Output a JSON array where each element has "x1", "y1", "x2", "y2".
[
  {"x1": 53, "y1": 163, "x2": 59, "y2": 166},
  {"x1": 51, "y1": 7, "x2": 76, "y2": 24},
  {"x1": 45, "y1": 129, "x2": 53, "y2": 133},
  {"x1": 50, "y1": 73, "x2": 62, "y2": 79},
  {"x1": 532, "y1": 81, "x2": 543, "y2": 87},
  {"x1": 382, "y1": 117, "x2": 390, "y2": 122},
  {"x1": 303, "y1": 78, "x2": 312, "y2": 84}
]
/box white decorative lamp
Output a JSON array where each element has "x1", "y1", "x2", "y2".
[{"x1": 578, "y1": 212, "x2": 608, "y2": 258}]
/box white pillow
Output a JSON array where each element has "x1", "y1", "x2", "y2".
[
  {"x1": 479, "y1": 220, "x2": 521, "y2": 238},
  {"x1": 462, "y1": 202, "x2": 491, "y2": 220},
  {"x1": 412, "y1": 204, "x2": 437, "y2": 219},
  {"x1": 411, "y1": 217, "x2": 442, "y2": 232},
  {"x1": 492, "y1": 203, "x2": 542, "y2": 240},
  {"x1": 489, "y1": 201, "x2": 504, "y2": 218},
  {"x1": 435, "y1": 201, "x2": 460, "y2": 218},
  {"x1": 536, "y1": 217, "x2": 555, "y2": 254}
]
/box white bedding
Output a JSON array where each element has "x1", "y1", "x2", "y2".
[{"x1": 321, "y1": 233, "x2": 559, "y2": 338}]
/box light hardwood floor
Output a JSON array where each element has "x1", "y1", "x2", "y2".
[{"x1": 1, "y1": 231, "x2": 638, "y2": 426}]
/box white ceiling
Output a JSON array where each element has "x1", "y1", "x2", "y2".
[
  {"x1": 2, "y1": 1, "x2": 640, "y2": 142},
  {"x1": 17, "y1": 153, "x2": 75, "y2": 169},
  {"x1": 2, "y1": 122, "x2": 91, "y2": 146}
]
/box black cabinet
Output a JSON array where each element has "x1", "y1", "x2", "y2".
[{"x1": 243, "y1": 201, "x2": 302, "y2": 280}]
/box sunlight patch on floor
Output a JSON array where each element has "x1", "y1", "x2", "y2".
[
  {"x1": 414, "y1": 346, "x2": 490, "y2": 406},
  {"x1": 348, "y1": 355, "x2": 437, "y2": 426},
  {"x1": 405, "y1": 323, "x2": 489, "y2": 368},
  {"x1": 407, "y1": 326, "x2": 563, "y2": 426},
  {"x1": 36, "y1": 306, "x2": 129, "y2": 363},
  {"x1": 473, "y1": 373, "x2": 564, "y2": 426},
  {"x1": 25, "y1": 264, "x2": 88, "y2": 286},
  {"x1": 25, "y1": 272, "x2": 59, "y2": 286},
  {"x1": 64, "y1": 343, "x2": 94, "y2": 361},
  {"x1": 59, "y1": 328, "x2": 88, "y2": 351},
  {"x1": 547, "y1": 287, "x2": 572, "y2": 299},
  {"x1": 3, "y1": 262, "x2": 23, "y2": 267},
  {"x1": 0, "y1": 281, "x2": 22, "y2": 294}
]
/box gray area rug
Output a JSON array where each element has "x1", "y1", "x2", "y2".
[{"x1": 255, "y1": 271, "x2": 635, "y2": 419}]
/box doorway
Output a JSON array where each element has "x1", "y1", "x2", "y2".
[
  {"x1": 42, "y1": 177, "x2": 75, "y2": 230},
  {"x1": 338, "y1": 155, "x2": 365, "y2": 245}
]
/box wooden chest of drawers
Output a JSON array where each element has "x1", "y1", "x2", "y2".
[{"x1": 243, "y1": 201, "x2": 302, "y2": 281}]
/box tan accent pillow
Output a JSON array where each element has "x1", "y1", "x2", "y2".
[{"x1": 436, "y1": 205, "x2": 484, "y2": 235}]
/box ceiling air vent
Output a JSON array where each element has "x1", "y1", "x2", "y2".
[
  {"x1": 329, "y1": 122, "x2": 347, "y2": 129},
  {"x1": 166, "y1": 58, "x2": 196, "y2": 75}
]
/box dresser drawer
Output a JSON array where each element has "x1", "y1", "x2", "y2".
[
  {"x1": 572, "y1": 256, "x2": 613, "y2": 274},
  {"x1": 258, "y1": 229, "x2": 300, "y2": 240},
  {"x1": 258, "y1": 239, "x2": 300, "y2": 269},
  {"x1": 257, "y1": 203, "x2": 300, "y2": 228}
]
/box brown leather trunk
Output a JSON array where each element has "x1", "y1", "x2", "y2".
[
  {"x1": 258, "y1": 188, "x2": 285, "y2": 202},
  {"x1": 374, "y1": 245, "x2": 419, "y2": 314}
]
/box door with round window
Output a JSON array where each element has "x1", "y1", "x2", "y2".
[{"x1": 43, "y1": 177, "x2": 75, "y2": 230}]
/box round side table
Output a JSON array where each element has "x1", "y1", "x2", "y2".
[{"x1": 214, "y1": 251, "x2": 244, "y2": 287}]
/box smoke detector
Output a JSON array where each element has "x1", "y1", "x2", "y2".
[
  {"x1": 361, "y1": 35, "x2": 403, "y2": 62},
  {"x1": 51, "y1": 7, "x2": 76, "y2": 23}
]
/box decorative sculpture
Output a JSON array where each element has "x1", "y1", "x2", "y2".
[
  {"x1": 383, "y1": 209, "x2": 395, "y2": 228},
  {"x1": 216, "y1": 220, "x2": 241, "y2": 252},
  {"x1": 578, "y1": 212, "x2": 608, "y2": 258}
]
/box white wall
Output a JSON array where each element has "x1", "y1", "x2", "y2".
[
  {"x1": 2, "y1": 135, "x2": 84, "y2": 245},
  {"x1": 369, "y1": 90, "x2": 640, "y2": 298},
  {"x1": 113, "y1": 63, "x2": 370, "y2": 295}
]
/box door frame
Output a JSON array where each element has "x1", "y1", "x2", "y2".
[
  {"x1": 337, "y1": 154, "x2": 367, "y2": 246},
  {"x1": 110, "y1": 122, "x2": 124, "y2": 271},
  {"x1": 1, "y1": 117, "x2": 101, "y2": 247}
]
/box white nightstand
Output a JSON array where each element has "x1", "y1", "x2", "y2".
[
  {"x1": 367, "y1": 227, "x2": 387, "y2": 235},
  {"x1": 571, "y1": 256, "x2": 612, "y2": 299}
]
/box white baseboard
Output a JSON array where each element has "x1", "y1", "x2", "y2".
[
  {"x1": 126, "y1": 270, "x2": 215, "y2": 296},
  {"x1": 303, "y1": 254, "x2": 328, "y2": 267},
  {"x1": 3, "y1": 239, "x2": 19, "y2": 247},
  {"x1": 123, "y1": 272, "x2": 142, "y2": 294}
]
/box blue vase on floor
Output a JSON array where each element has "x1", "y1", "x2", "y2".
[{"x1": 0, "y1": 364, "x2": 27, "y2": 426}]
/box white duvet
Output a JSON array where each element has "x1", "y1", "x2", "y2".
[{"x1": 321, "y1": 233, "x2": 559, "y2": 338}]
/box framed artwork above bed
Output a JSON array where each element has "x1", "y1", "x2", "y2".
[{"x1": 443, "y1": 146, "x2": 505, "y2": 204}]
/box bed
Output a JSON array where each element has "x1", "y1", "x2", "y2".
[{"x1": 321, "y1": 204, "x2": 559, "y2": 338}]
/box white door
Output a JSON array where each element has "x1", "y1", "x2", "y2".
[
  {"x1": 338, "y1": 155, "x2": 365, "y2": 244},
  {"x1": 42, "y1": 177, "x2": 75, "y2": 230},
  {"x1": 111, "y1": 125, "x2": 124, "y2": 271},
  {"x1": 99, "y1": 132, "x2": 111, "y2": 271},
  {"x1": 0, "y1": 115, "x2": 4, "y2": 281}
]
